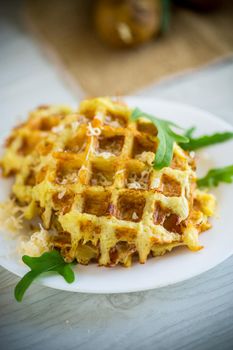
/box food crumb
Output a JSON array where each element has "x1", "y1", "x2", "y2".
[{"x1": 132, "y1": 212, "x2": 139, "y2": 220}]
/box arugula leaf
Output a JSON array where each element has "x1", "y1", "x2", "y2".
[
  {"x1": 184, "y1": 126, "x2": 196, "y2": 139},
  {"x1": 131, "y1": 108, "x2": 189, "y2": 169},
  {"x1": 181, "y1": 129, "x2": 233, "y2": 151},
  {"x1": 15, "y1": 250, "x2": 75, "y2": 302},
  {"x1": 197, "y1": 165, "x2": 233, "y2": 188}
]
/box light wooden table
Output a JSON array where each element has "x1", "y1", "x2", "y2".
[{"x1": 1, "y1": 2, "x2": 233, "y2": 350}]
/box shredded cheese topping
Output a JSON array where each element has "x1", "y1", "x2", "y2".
[
  {"x1": 58, "y1": 173, "x2": 78, "y2": 185},
  {"x1": 132, "y1": 212, "x2": 139, "y2": 220},
  {"x1": 150, "y1": 177, "x2": 160, "y2": 189},
  {"x1": 58, "y1": 189, "x2": 66, "y2": 199},
  {"x1": 95, "y1": 151, "x2": 114, "y2": 159},
  {"x1": 0, "y1": 199, "x2": 24, "y2": 232},
  {"x1": 135, "y1": 152, "x2": 154, "y2": 166},
  {"x1": 104, "y1": 115, "x2": 122, "y2": 128},
  {"x1": 127, "y1": 170, "x2": 150, "y2": 190},
  {"x1": 20, "y1": 223, "x2": 52, "y2": 257},
  {"x1": 86, "y1": 123, "x2": 101, "y2": 136},
  {"x1": 94, "y1": 112, "x2": 104, "y2": 121},
  {"x1": 91, "y1": 172, "x2": 112, "y2": 187},
  {"x1": 190, "y1": 151, "x2": 195, "y2": 159},
  {"x1": 71, "y1": 121, "x2": 80, "y2": 132},
  {"x1": 116, "y1": 169, "x2": 125, "y2": 175},
  {"x1": 52, "y1": 124, "x2": 65, "y2": 133}
]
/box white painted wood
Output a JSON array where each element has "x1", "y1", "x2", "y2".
[{"x1": 0, "y1": 1, "x2": 233, "y2": 349}]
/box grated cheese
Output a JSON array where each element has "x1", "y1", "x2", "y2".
[
  {"x1": 190, "y1": 151, "x2": 195, "y2": 159},
  {"x1": 58, "y1": 189, "x2": 66, "y2": 199},
  {"x1": 20, "y1": 223, "x2": 52, "y2": 257},
  {"x1": 116, "y1": 169, "x2": 125, "y2": 175},
  {"x1": 141, "y1": 170, "x2": 149, "y2": 180},
  {"x1": 127, "y1": 182, "x2": 142, "y2": 189},
  {"x1": 135, "y1": 151, "x2": 154, "y2": 166},
  {"x1": 66, "y1": 173, "x2": 78, "y2": 184},
  {"x1": 0, "y1": 199, "x2": 24, "y2": 232},
  {"x1": 127, "y1": 171, "x2": 150, "y2": 190},
  {"x1": 94, "y1": 112, "x2": 104, "y2": 121},
  {"x1": 59, "y1": 178, "x2": 68, "y2": 185},
  {"x1": 96, "y1": 151, "x2": 114, "y2": 159},
  {"x1": 104, "y1": 115, "x2": 122, "y2": 128},
  {"x1": 71, "y1": 121, "x2": 80, "y2": 132},
  {"x1": 58, "y1": 172, "x2": 78, "y2": 185},
  {"x1": 52, "y1": 124, "x2": 65, "y2": 133},
  {"x1": 92, "y1": 172, "x2": 112, "y2": 186},
  {"x1": 86, "y1": 123, "x2": 101, "y2": 136},
  {"x1": 78, "y1": 115, "x2": 89, "y2": 124},
  {"x1": 150, "y1": 177, "x2": 160, "y2": 189}
]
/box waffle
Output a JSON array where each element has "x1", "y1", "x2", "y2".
[{"x1": 0, "y1": 97, "x2": 215, "y2": 266}]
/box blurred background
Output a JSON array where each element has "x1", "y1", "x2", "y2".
[
  {"x1": 1, "y1": 0, "x2": 233, "y2": 131},
  {"x1": 23, "y1": 0, "x2": 233, "y2": 96}
]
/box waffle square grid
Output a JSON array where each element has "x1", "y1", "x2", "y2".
[{"x1": 0, "y1": 98, "x2": 214, "y2": 267}]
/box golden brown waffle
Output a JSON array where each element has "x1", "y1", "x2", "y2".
[{"x1": 0, "y1": 98, "x2": 215, "y2": 266}]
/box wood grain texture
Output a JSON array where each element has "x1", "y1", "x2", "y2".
[
  {"x1": 1, "y1": 1, "x2": 233, "y2": 350},
  {"x1": 1, "y1": 258, "x2": 233, "y2": 350}
]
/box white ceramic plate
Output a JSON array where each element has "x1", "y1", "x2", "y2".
[{"x1": 0, "y1": 97, "x2": 233, "y2": 294}]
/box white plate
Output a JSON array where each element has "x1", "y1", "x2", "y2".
[{"x1": 0, "y1": 97, "x2": 233, "y2": 294}]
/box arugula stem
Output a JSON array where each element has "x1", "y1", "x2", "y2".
[{"x1": 15, "y1": 270, "x2": 41, "y2": 302}]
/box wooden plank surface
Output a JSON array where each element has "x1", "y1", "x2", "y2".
[{"x1": 0, "y1": 1, "x2": 233, "y2": 349}]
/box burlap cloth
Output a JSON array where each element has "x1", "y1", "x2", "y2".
[{"x1": 24, "y1": 0, "x2": 233, "y2": 96}]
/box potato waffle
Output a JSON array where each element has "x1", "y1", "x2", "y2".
[{"x1": 0, "y1": 98, "x2": 215, "y2": 266}]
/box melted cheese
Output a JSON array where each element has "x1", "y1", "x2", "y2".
[{"x1": 195, "y1": 189, "x2": 216, "y2": 217}]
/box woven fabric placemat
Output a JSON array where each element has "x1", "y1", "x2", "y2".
[{"x1": 24, "y1": 0, "x2": 233, "y2": 96}]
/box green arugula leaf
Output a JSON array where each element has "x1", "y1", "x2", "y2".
[
  {"x1": 15, "y1": 250, "x2": 75, "y2": 302},
  {"x1": 184, "y1": 126, "x2": 196, "y2": 139},
  {"x1": 131, "y1": 108, "x2": 189, "y2": 169},
  {"x1": 197, "y1": 165, "x2": 233, "y2": 188},
  {"x1": 181, "y1": 129, "x2": 233, "y2": 151}
]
